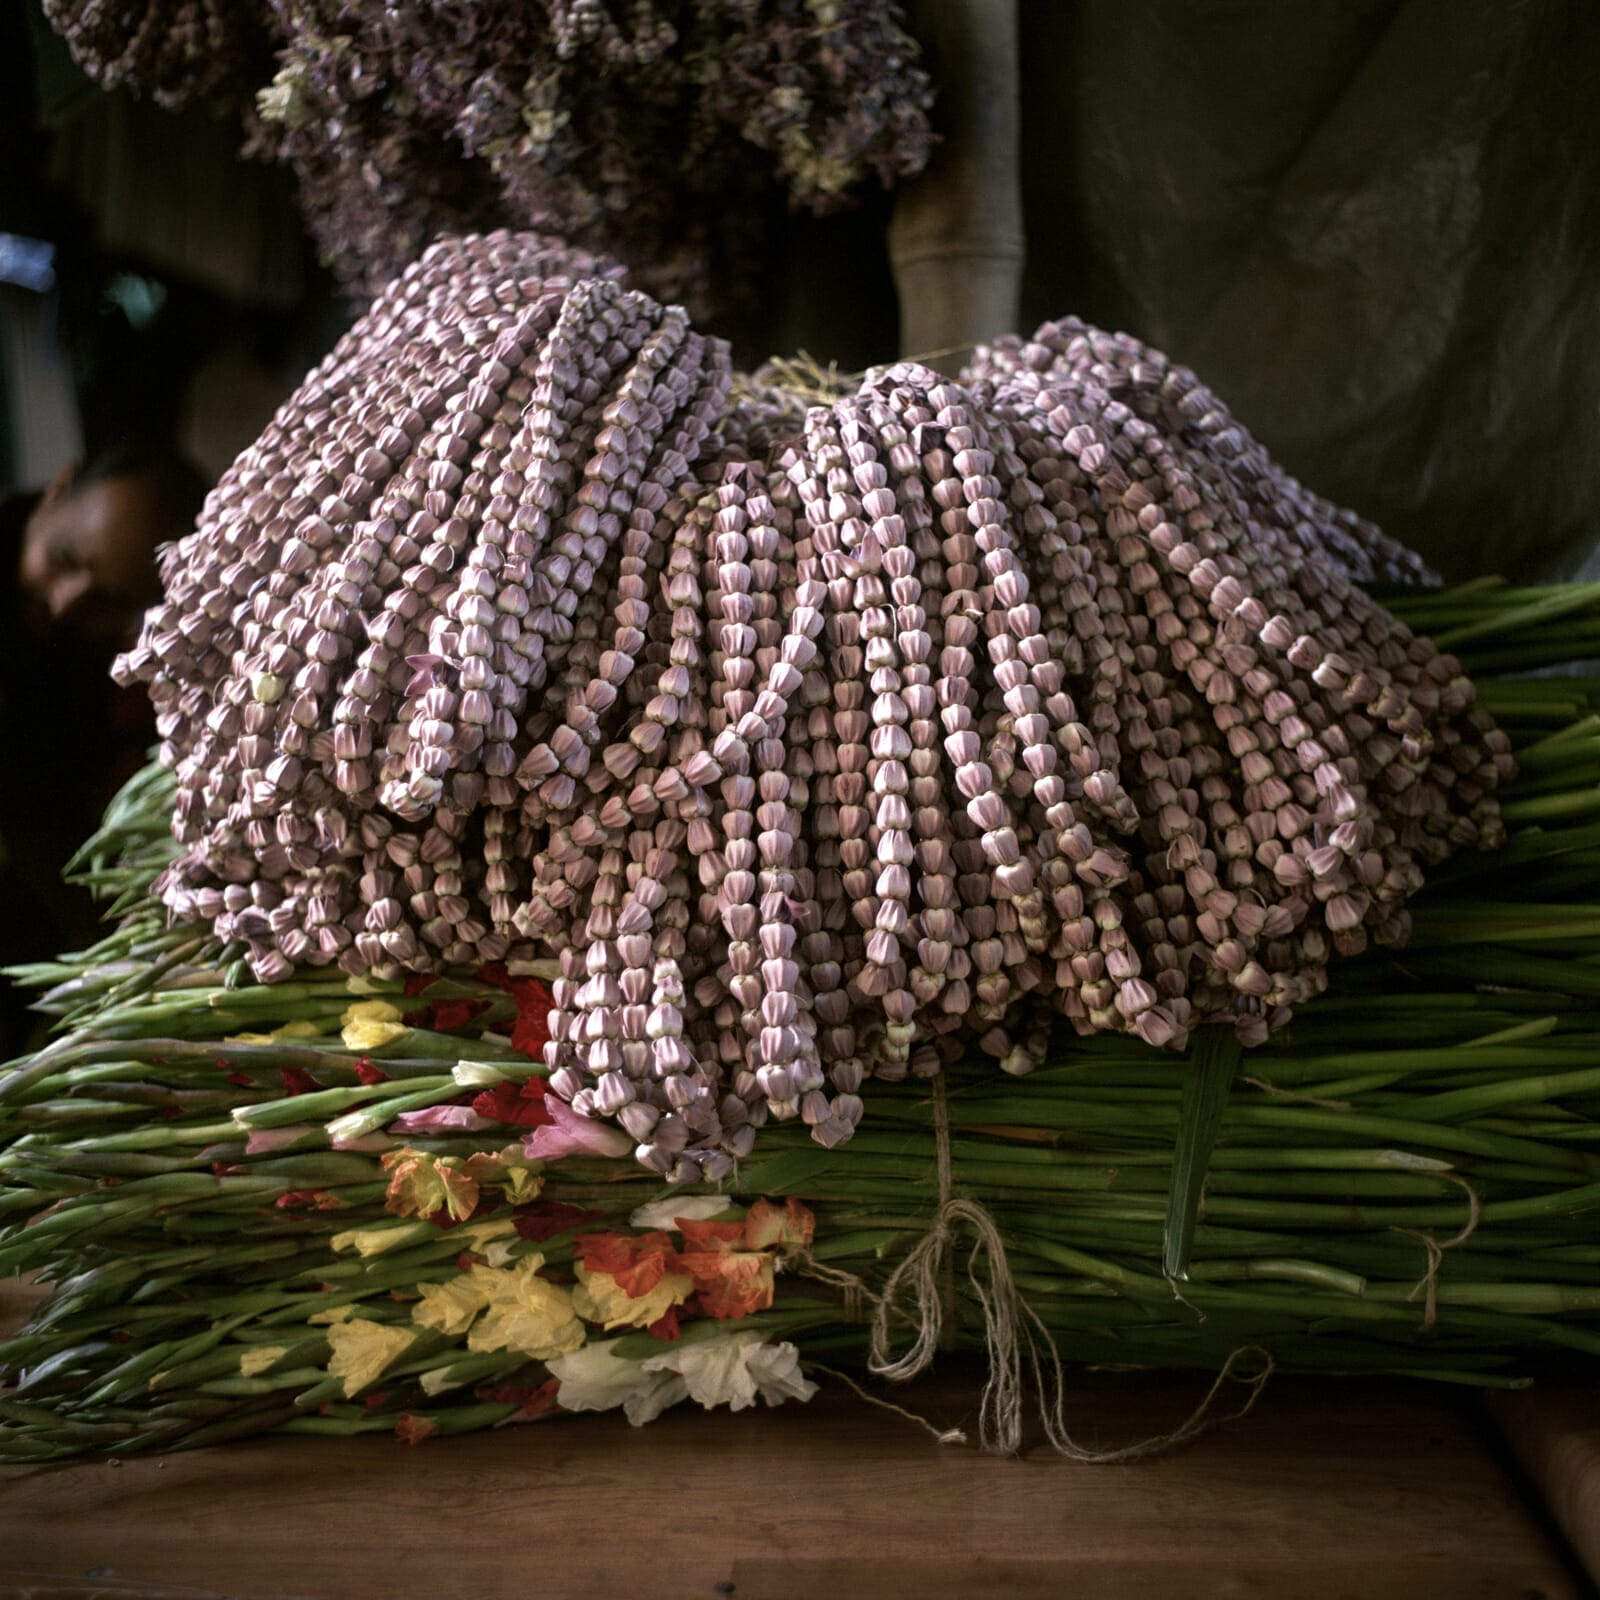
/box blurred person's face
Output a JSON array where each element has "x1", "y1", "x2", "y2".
[{"x1": 18, "y1": 467, "x2": 169, "y2": 648}]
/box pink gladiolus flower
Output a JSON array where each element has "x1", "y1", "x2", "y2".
[
  {"x1": 522, "y1": 1096, "x2": 633, "y2": 1161},
  {"x1": 244, "y1": 1125, "x2": 314, "y2": 1156},
  {"x1": 391, "y1": 1105, "x2": 497, "y2": 1135},
  {"x1": 330, "y1": 1131, "x2": 396, "y2": 1153}
]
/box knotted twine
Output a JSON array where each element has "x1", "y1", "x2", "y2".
[
  {"x1": 1395, "y1": 1174, "x2": 1483, "y2": 1331},
  {"x1": 786, "y1": 1075, "x2": 1275, "y2": 1461}
]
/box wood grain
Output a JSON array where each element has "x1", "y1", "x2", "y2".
[
  {"x1": 0, "y1": 1355, "x2": 1579, "y2": 1600},
  {"x1": 1489, "y1": 1384, "x2": 1600, "y2": 1589}
]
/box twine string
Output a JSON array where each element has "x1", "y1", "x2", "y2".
[
  {"x1": 803, "y1": 1361, "x2": 968, "y2": 1447},
  {"x1": 785, "y1": 1072, "x2": 1276, "y2": 1461},
  {"x1": 1395, "y1": 1175, "x2": 1483, "y2": 1331},
  {"x1": 1241, "y1": 1075, "x2": 1353, "y2": 1113}
]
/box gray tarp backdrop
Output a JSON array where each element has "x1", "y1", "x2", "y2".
[{"x1": 1013, "y1": 0, "x2": 1600, "y2": 583}]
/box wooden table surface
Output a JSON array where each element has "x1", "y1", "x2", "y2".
[{"x1": 1, "y1": 1371, "x2": 1584, "y2": 1598}]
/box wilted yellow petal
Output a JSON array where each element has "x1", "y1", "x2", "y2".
[
  {"x1": 572, "y1": 1264, "x2": 694, "y2": 1331},
  {"x1": 461, "y1": 1148, "x2": 544, "y2": 1206},
  {"x1": 342, "y1": 999, "x2": 404, "y2": 1025},
  {"x1": 326, "y1": 1319, "x2": 415, "y2": 1397},
  {"x1": 308, "y1": 1303, "x2": 358, "y2": 1325},
  {"x1": 341, "y1": 1019, "x2": 408, "y2": 1052},
  {"x1": 458, "y1": 1216, "x2": 518, "y2": 1248},
  {"x1": 413, "y1": 1274, "x2": 491, "y2": 1337},
  {"x1": 340, "y1": 999, "x2": 408, "y2": 1052},
  {"x1": 465, "y1": 1256, "x2": 585, "y2": 1361},
  {"x1": 499, "y1": 1164, "x2": 544, "y2": 1205},
  {"x1": 382, "y1": 1150, "x2": 479, "y2": 1221},
  {"x1": 224, "y1": 1031, "x2": 277, "y2": 1045},
  {"x1": 239, "y1": 1346, "x2": 288, "y2": 1377},
  {"x1": 271, "y1": 1020, "x2": 322, "y2": 1040},
  {"x1": 331, "y1": 1221, "x2": 430, "y2": 1257}
]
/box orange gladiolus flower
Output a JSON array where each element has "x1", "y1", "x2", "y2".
[{"x1": 575, "y1": 1231, "x2": 682, "y2": 1299}]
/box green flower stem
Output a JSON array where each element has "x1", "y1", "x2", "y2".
[
  {"x1": 1501, "y1": 790, "x2": 1600, "y2": 825},
  {"x1": 81, "y1": 1312, "x2": 265, "y2": 1404},
  {"x1": 12, "y1": 619, "x2": 1600, "y2": 1460},
  {"x1": 138, "y1": 1401, "x2": 305, "y2": 1453},
  {"x1": 230, "y1": 1076, "x2": 453, "y2": 1130},
  {"x1": 1432, "y1": 582, "x2": 1600, "y2": 648},
  {"x1": 278, "y1": 1400, "x2": 521, "y2": 1436},
  {"x1": 1403, "y1": 1067, "x2": 1600, "y2": 1124},
  {"x1": 194, "y1": 1367, "x2": 333, "y2": 1397}
]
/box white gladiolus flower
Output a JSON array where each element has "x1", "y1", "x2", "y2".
[
  {"x1": 642, "y1": 1332, "x2": 818, "y2": 1415},
  {"x1": 627, "y1": 1194, "x2": 739, "y2": 1232}
]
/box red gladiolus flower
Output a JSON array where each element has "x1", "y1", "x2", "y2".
[
  {"x1": 513, "y1": 1201, "x2": 608, "y2": 1242},
  {"x1": 216, "y1": 1057, "x2": 255, "y2": 1088},
  {"x1": 433, "y1": 997, "x2": 491, "y2": 1032},
  {"x1": 511, "y1": 988, "x2": 555, "y2": 1060},
  {"x1": 275, "y1": 1189, "x2": 346, "y2": 1211},
  {"x1": 674, "y1": 1217, "x2": 747, "y2": 1251},
  {"x1": 675, "y1": 1216, "x2": 777, "y2": 1320},
  {"x1": 471, "y1": 1077, "x2": 552, "y2": 1128},
  {"x1": 280, "y1": 1066, "x2": 320, "y2": 1096},
  {"x1": 478, "y1": 1378, "x2": 560, "y2": 1421},
  {"x1": 680, "y1": 1250, "x2": 775, "y2": 1320},
  {"x1": 647, "y1": 1305, "x2": 684, "y2": 1341},
  {"x1": 518, "y1": 1379, "x2": 562, "y2": 1420},
  {"x1": 471, "y1": 965, "x2": 554, "y2": 1059},
  {"x1": 395, "y1": 1413, "x2": 439, "y2": 1445},
  {"x1": 353, "y1": 1058, "x2": 388, "y2": 1086}
]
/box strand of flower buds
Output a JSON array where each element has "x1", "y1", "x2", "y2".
[{"x1": 115, "y1": 230, "x2": 1514, "y2": 1179}]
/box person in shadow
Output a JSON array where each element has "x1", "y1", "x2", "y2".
[{"x1": 0, "y1": 439, "x2": 205, "y2": 1056}]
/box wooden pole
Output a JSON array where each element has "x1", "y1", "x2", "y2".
[{"x1": 888, "y1": 0, "x2": 1025, "y2": 373}]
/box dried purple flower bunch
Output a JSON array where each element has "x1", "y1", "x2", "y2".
[
  {"x1": 44, "y1": 1, "x2": 932, "y2": 315},
  {"x1": 47, "y1": 0, "x2": 933, "y2": 316},
  {"x1": 115, "y1": 232, "x2": 1513, "y2": 1179},
  {"x1": 42, "y1": 0, "x2": 272, "y2": 109}
]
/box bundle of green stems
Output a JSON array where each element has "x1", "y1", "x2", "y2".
[{"x1": 4, "y1": 581, "x2": 1600, "y2": 1460}]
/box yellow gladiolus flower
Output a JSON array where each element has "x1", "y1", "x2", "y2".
[
  {"x1": 307, "y1": 1303, "x2": 358, "y2": 1325},
  {"x1": 330, "y1": 1220, "x2": 430, "y2": 1257},
  {"x1": 464, "y1": 1256, "x2": 586, "y2": 1361},
  {"x1": 239, "y1": 1346, "x2": 288, "y2": 1377},
  {"x1": 340, "y1": 998, "x2": 408, "y2": 1052},
  {"x1": 413, "y1": 1274, "x2": 490, "y2": 1338},
  {"x1": 326, "y1": 1318, "x2": 415, "y2": 1397}
]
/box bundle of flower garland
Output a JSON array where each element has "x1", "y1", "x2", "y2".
[{"x1": 108, "y1": 231, "x2": 1510, "y2": 1188}]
